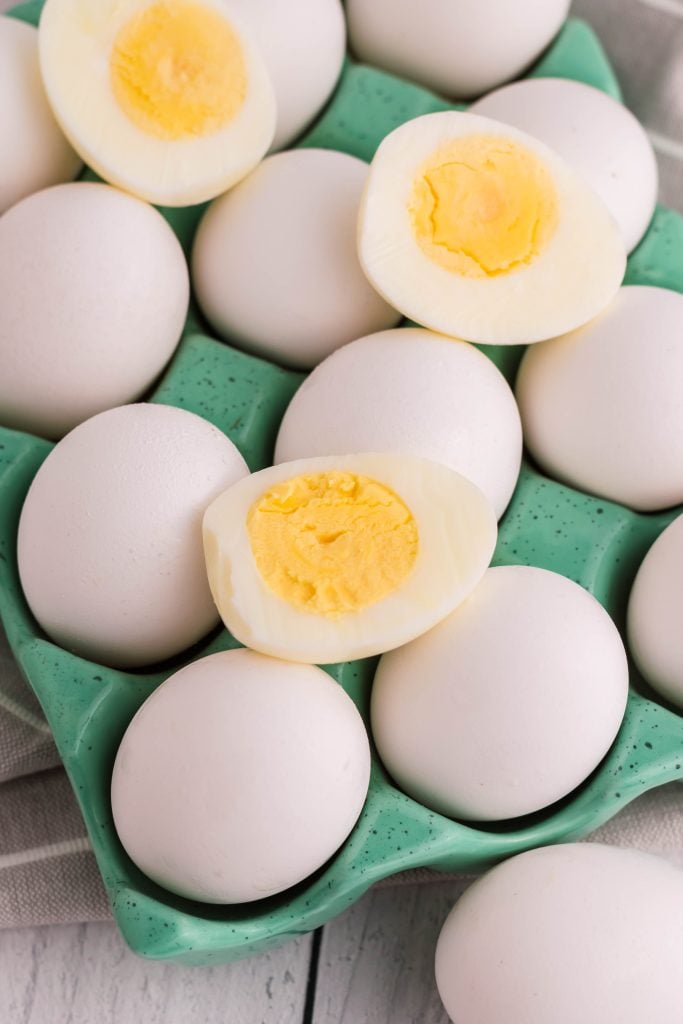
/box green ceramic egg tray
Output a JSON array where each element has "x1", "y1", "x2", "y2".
[{"x1": 3, "y1": 1, "x2": 683, "y2": 964}]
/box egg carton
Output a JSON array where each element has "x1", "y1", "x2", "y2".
[{"x1": 2, "y1": 1, "x2": 683, "y2": 965}]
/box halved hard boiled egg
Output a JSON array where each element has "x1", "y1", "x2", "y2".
[
  {"x1": 203, "y1": 453, "x2": 496, "y2": 664},
  {"x1": 358, "y1": 111, "x2": 626, "y2": 345},
  {"x1": 38, "y1": 0, "x2": 276, "y2": 206}
]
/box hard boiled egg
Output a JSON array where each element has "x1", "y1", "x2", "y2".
[
  {"x1": 231, "y1": 0, "x2": 346, "y2": 151},
  {"x1": 112, "y1": 648, "x2": 371, "y2": 903},
  {"x1": 18, "y1": 404, "x2": 248, "y2": 668},
  {"x1": 628, "y1": 514, "x2": 683, "y2": 710},
  {"x1": 275, "y1": 328, "x2": 522, "y2": 518},
  {"x1": 346, "y1": 0, "x2": 570, "y2": 100},
  {"x1": 358, "y1": 111, "x2": 626, "y2": 345},
  {"x1": 0, "y1": 16, "x2": 81, "y2": 214},
  {"x1": 192, "y1": 149, "x2": 400, "y2": 370},
  {"x1": 371, "y1": 566, "x2": 628, "y2": 821},
  {"x1": 516, "y1": 286, "x2": 683, "y2": 510},
  {"x1": 38, "y1": 0, "x2": 276, "y2": 205},
  {"x1": 0, "y1": 182, "x2": 189, "y2": 440},
  {"x1": 436, "y1": 845, "x2": 683, "y2": 1024},
  {"x1": 203, "y1": 453, "x2": 496, "y2": 664}
]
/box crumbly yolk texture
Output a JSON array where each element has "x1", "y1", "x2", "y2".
[
  {"x1": 110, "y1": 0, "x2": 247, "y2": 140},
  {"x1": 247, "y1": 472, "x2": 419, "y2": 618},
  {"x1": 409, "y1": 135, "x2": 559, "y2": 279}
]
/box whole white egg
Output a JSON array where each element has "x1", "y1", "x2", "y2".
[
  {"x1": 192, "y1": 149, "x2": 401, "y2": 370},
  {"x1": 231, "y1": 0, "x2": 346, "y2": 151},
  {"x1": 471, "y1": 78, "x2": 658, "y2": 252},
  {"x1": 111, "y1": 648, "x2": 371, "y2": 903},
  {"x1": 436, "y1": 844, "x2": 683, "y2": 1024},
  {"x1": 0, "y1": 16, "x2": 81, "y2": 214},
  {"x1": 275, "y1": 328, "x2": 522, "y2": 519},
  {"x1": 17, "y1": 404, "x2": 248, "y2": 668},
  {"x1": 516, "y1": 286, "x2": 683, "y2": 511},
  {"x1": 346, "y1": 0, "x2": 570, "y2": 100},
  {"x1": 371, "y1": 566, "x2": 628, "y2": 821},
  {"x1": 0, "y1": 182, "x2": 189, "y2": 440},
  {"x1": 628, "y1": 514, "x2": 683, "y2": 709}
]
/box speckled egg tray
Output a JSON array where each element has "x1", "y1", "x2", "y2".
[{"x1": 2, "y1": 2, "x2": 683, "y2": 965}]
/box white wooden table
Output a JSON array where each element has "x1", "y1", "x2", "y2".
[{"x1": 0, "y1": 879, "x2": 470, "y2": 1024}]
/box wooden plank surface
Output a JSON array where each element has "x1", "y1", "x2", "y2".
[
  {"x1": 0, "y1": 923, "x2": 313, "y2": 1024},
  {"x1": 310, "y1": 880, "x2": 472, "y2": 1024},
  {"x1": 0, "y1": 883, "x2": 470, "y2": 1024}
]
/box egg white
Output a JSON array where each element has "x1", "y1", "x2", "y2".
[
  {"x1": 358, "y1": 111, "x2": 626, "y2": 345},
  {"x1": 203, "y1": 452, "x2": 497, "y2": 664},
  {"x1": 38, "y1": 0, "x2": 276, "y2": 205}
]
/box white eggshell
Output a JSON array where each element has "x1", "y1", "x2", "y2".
[
  {"x1": 346, "y1": 0, "x2": 570, "y2": 100},
  {"x1": 275, "y1": 328, "x2": 522, "y2": 518},
  {"x1": 17, "y1": 404, "x2": 248, "y2": 668},
  {"x1": 516, "y1": 286, "x2": 683, "y2": 511},
  {"x1": 628, "y1": 513, "x2": 683, "y2": 709},
  {"x1": 231, "y1": 0, "x2": 346, "y2": 151},
  {"x1": 371, "y1": 566, "x2": 628, "y2": 821},
  {"x1": 436, "y1": 844, "x2": 683, "y2": 1024},
  {"x1": 471, "y1": 78, "x2": 658, "y2": 252},
  {"x1": 0, "y1": 183, "x2": 189, "y2": 440},
  {"x1": 111, "y1": 648, "x2": 371, "y2": 903},
  {"x1": 192, "y1": 149, "x2": 400, "y2": 370},
  {"x1": 0, "y1": 16, "x2": 81, "y2": 215}
]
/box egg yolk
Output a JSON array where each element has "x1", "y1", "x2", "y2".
[
  {"x1": 247, "y1": 472, "x2": 419, "y2": 618},
  {"x1": 110, "y1": 1, "x2": 247, "y2": 140},
  {"x1": 409, "y1": 135, "x2": 558, "y2": 279}
]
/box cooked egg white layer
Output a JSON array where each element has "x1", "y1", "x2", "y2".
[
  {"x1": 38, "y1": 0, "x2": 276, "y2": 205},
  {"x1": 203, "y1": 453, "x2": 496, "y2": 664},
  {"x1": 358, "y1": 111, "x2": 626, "y2": 345}
]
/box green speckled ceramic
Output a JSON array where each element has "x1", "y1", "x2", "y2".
[{"x1": 2, "y1": 3, "x2": 683, "y2": 964}]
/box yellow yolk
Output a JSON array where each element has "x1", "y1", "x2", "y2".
[
  {"x1": 409, "y1": 135, "x2": 559, "y2": 279},
  {"x1": 247, "y1": 472, "x2": 419, "y2": 617},
  {"x1": 110, "y1": 0, "x2": 247, "y2": 140}
]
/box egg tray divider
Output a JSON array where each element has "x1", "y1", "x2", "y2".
[{"x1": 2, "y1": 2, "x2": 683, "y2": 965}]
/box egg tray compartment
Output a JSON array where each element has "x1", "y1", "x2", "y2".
[{"x1": 3, "y1": 2, "x2": 683, "y2": 964}]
